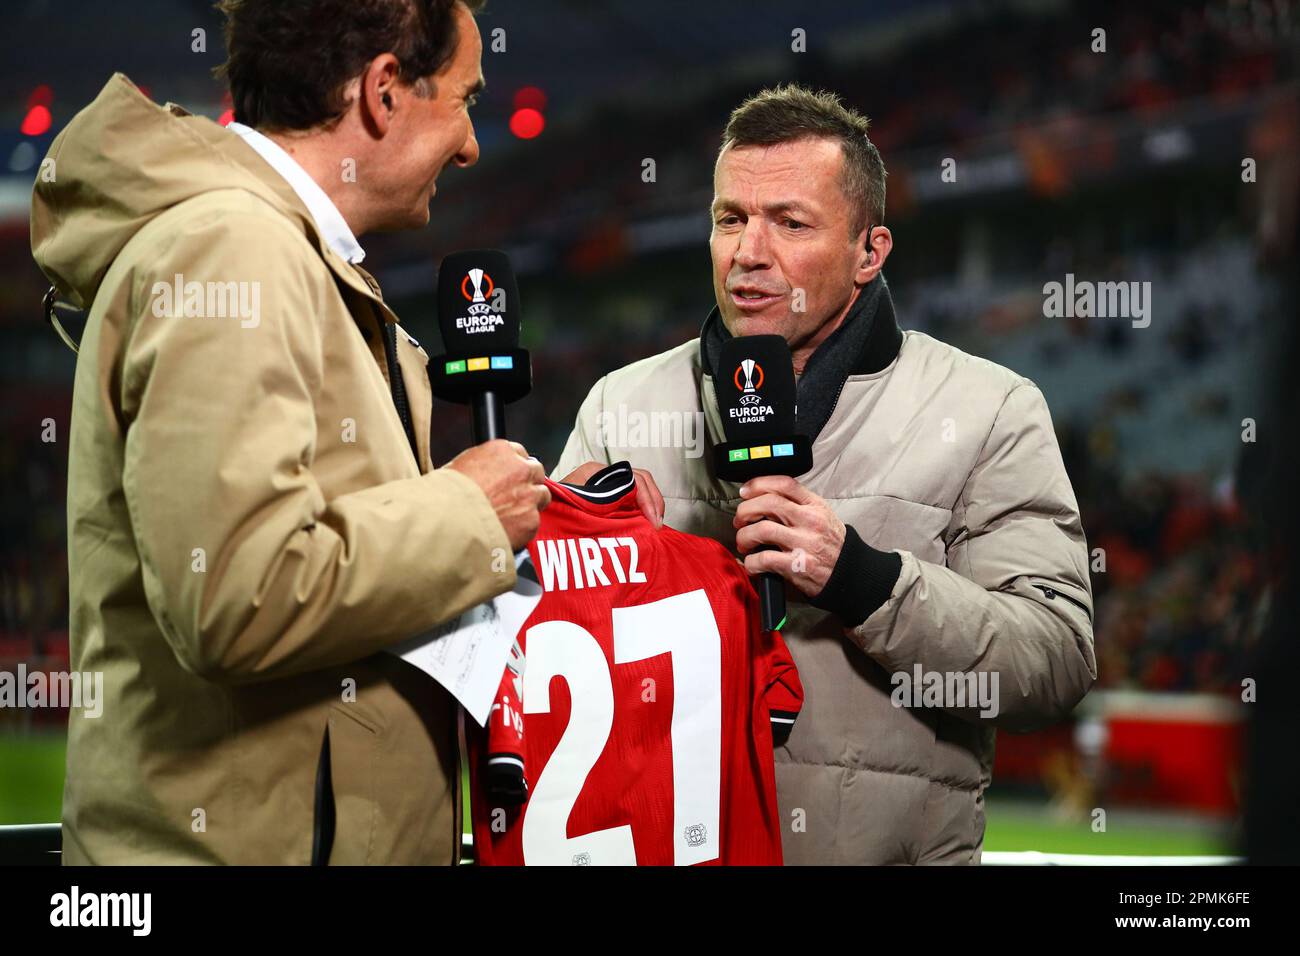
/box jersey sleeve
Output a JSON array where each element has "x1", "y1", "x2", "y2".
[
  {"x1": 485, "y1": 638, "x2": 528, "y2": 806},
  {"x1": 759, "y1": 626, "x2": 804, "y2": 747}
]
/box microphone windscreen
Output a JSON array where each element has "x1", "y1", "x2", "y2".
[
  {"x1": 715, "y1": 334, "x2": 797, "y2": 443},
  {"x1": 436, "y1": 250, "x2": 521, "y2": 356}
]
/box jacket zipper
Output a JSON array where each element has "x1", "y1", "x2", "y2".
[
  {"x1": 1031, "y1": 582, "x2": 1092, "y2": 621},
  {"x1": 353, "y1": 265, "x2": 420, "y2": 467},
  {"x1": 379, "y1": 317, "x2": 420, "y2": 466},
  {"x1": 819, "y1": 375, "x2": 851, "y2": 437}
]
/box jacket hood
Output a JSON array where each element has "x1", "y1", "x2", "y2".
[{"x1": 31, "y1": 73, "x2": 320, "y2": 309}]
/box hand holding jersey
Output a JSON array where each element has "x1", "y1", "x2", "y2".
[{"x1": 446, "y1": 440, "x2": 549, "y2": 552}]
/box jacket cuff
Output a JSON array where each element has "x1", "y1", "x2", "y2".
[{"x1": 810, "y1": 525, "x2": 902, "y2": 628}]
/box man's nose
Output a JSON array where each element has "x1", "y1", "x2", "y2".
[
  {"x1": 734, "y1": 221, "x2": 771, "y2": 269},
  {"x1": 455, "y1": 123, "x2": 480, "y2": 168}
]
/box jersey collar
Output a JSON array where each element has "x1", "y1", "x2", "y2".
[{"x1": 557, "y1": 461, "x2": 637, "y2": 505}]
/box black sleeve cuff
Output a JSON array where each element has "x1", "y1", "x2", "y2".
[
  {"x1": 810, "y1": 525, "x2": 902, "y2": 628},
  {"x1": 486, "y1": 755, "x2": 528, "y2": 807},
  {"x1": 770, "y1": 711, "x2": 798, "y2": 747}
]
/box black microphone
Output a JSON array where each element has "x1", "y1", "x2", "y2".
[
  {"x1": 712, "y1": 335, "x2": 814, "y2": 632},
  {"x1": 430, "y1": 250, "x2": 532, "y2": 443},
  {"x1": 430, "y1": 252, "x2": 535, "y2": 808}
]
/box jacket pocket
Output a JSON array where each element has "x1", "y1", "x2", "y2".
[
  {"x1": 1028, "y1": 578, "x2": 1093, "y2": 622},
  {"x1": 324, "y1": 705, "x2": 380, "y2": 865},
  {"x1": 311, "y1": 727, "x2": 335, "y2": 866}
]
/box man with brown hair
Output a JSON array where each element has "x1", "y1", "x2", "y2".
[
  {"x1": 30, "y1": 0, "x2": 547, "y2": 864},
  {"x1": 557, "y1": 84, "x2": 1097, "y2": 864}
]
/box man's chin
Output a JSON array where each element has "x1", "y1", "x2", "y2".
[
  {"x1": 370, "y1": 204, "x2": 432, "y2": 234},
  {"x1": 720, "y1": 309, "x2": 787, "y2": 340}
]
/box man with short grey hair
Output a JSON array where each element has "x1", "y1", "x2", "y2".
[{"x1": 557, "y1": 84, "x2": 1096, "y2": 865}]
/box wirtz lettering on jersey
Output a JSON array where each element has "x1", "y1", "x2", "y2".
[{"x1": 535, "y1": 537, "x2": 647, "y2": 592}]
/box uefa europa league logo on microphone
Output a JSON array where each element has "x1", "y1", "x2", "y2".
[
  {"x1": 456, "y1": 267, "x2": 505, "y2": 333},
  {"x1": 461, "y1": 267, "x2": 494, "y2": 304},
  {"x1": 736, "y1": 359, "x2": 764, "y2": 394}
]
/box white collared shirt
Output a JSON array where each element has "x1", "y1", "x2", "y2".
[{"x1": 227, "y1": 121, "x2": 366, "y2": 265}]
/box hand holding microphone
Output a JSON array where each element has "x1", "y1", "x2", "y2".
[
  {"x1": 432, "y1": 250, "x2": 547, "y2": 548},
  {"x1": 733, "y1": 475, "x2": 847, "y2": 599},
  {"x1": 711, "y1": 335, "x2": 814, "y2": 631}
]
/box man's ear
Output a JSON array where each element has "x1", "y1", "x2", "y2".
[
  {"x1": 855, "y1": 225, "x2": 893, "y2": 285},
  {"x1": 359, "y1": 53, "x2": 401, "y2": 136}
]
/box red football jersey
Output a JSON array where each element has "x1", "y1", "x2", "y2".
[{"x1": 469, "y1": 462, "x2": 803, "y2": 866}]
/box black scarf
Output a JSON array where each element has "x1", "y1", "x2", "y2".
[{"x1": 699, "y1": 274, "x2": 903, "y2": 441}]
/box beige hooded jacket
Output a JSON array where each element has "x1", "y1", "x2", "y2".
[{"x1": 31, "y1": 74, "x2": 513, "y2": 864}]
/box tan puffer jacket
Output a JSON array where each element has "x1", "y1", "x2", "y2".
[{"x1": 554, "y1": 296, "x2": 1096, "y2": 865}]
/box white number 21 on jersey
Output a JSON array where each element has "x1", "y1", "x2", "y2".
[{"x1": 520, "y1": 589, "x2": 722, "y2": 866}]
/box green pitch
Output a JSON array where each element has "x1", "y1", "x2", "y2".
[
  {"x1": 1, "y1": 734, "x2": 1232, "y2": 858},
  {"x1": 0, "y1": 733, "x2": 66, "y2": 825},
  {"x1": 982, "y1": 799, "x2": 1234, "y2": 857}
]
